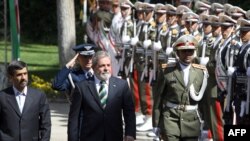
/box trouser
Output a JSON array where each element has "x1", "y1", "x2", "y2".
[{"x1": 130, "y1": 62, "x2": 153, "y2": 115}]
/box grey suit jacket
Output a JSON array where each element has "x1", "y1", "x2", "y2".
[
  {"x1": 68, "y1": 76, "x2": 136, "y2": 141},
  {"x1": 0, "y1": 87, "x2": 51, "y2": 141}
]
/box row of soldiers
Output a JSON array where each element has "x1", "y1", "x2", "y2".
[{"x1": 83, "y1": 0, "x2": 250, "y2": 140}]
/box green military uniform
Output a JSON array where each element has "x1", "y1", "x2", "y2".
[{"x1": 153, "y1": 35, "x2": 208, "y2": 141}]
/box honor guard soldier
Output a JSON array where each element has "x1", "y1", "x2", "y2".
[
  {"x1": 194, "y1": 0, "x2": 211, "y2": 16},
  {"x1": 197, "y1": 14, "x2": 213, "y2": 64},
  {"x1": 211, "y1": 3, "x2": 224, "y2": 16},
  {"x1": 198, "y1": 15, "x2": 225, "y2": 141},
  {"x1": 52, "y1": 44, "x2": 96, "y2": 103},
  {"x1": 153, "y1": 35, "x2": 208, "y2": 141},
  {"x1": 165, "y1": 4, "x2": 181, "y2": 58},
  {"x1": 228, "y1": 6, "x2": 246, "y2": 36},
  {"x1": 176, "y1": 5, "x2": 192, "y2": 37},
  {"x1": 216, "y1": 14, "x2": 241, "y2": 125},
  {"x1": 131, "y1": 2, "x2": 156, "y2": 132},
  {"x1": 109, "y1": 0, "x2": 134, "y2": 78},
  {"x1": 182, "y1": 12, "x2": 203, "y2": 47},
  {"x1": 233, "y1": 18, "x2": 250, "y2": 125}
]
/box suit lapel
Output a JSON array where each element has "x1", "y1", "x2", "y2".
[
  {"x1": 22, "y1": 88, "x2": 34, "y2": 114},
  {"x1": 106, "y1": 77, "x2": 117, "y2": 109},
  {"x1": 6, "y1": 88, "x2": 21, "y2": 116},
  {"x1": 87, "y1": 81, "x2": 103, "y2": 109},
  {"x1": 173, "y1": 64, "x2": 185, "y2": 87}
]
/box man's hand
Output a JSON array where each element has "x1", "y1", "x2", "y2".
[
  {"x1": 66, "y1": 53, "x2": 79, "y2": 69},
  {"x1": 124, "y1": 136, "x2": 134, "y2": 141}
]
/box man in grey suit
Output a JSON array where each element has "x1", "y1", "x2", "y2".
[
  {"x1": 68, "y1": 51, "x2": 136, "y2": 141},
  {"x1": 0, "y1": 60, "x2": 51, "y2": 141}
]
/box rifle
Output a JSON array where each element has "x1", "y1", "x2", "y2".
[
  {"x1": 141, "y1": 23, "x2": 150, "y2": 81},
  {"x1": 129, "y1": 8, "x2": 136, "y2": 74}
]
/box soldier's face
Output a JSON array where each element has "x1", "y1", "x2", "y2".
[
  {"x1": 221, "y1": 25, "x2": 234, "y2": 39},
  {"x1": 202, "y1": 23, "x2": 212, "y2": 35},
  {"x1": 78, "y1": 55, "x2": 93, "y2": 70},
  {"x1": 121, "y1": 7, "x2": 131, "y2": 18},
  {"x1": 112, "y1": 3, "x2": 120, "y2": 14},
  {"x1": 143, "y1": 10, "x2": 153, "y2": 21},
  {"x1": 177, "y1": 49, "x2": 195, "y2": 64},
  {"x1": 136, "y1": 11, "x2": 144, "y2": 20},
  {"x1": 185, "y1": 21, "x2": 198, "y2": 32},
  {"x1": 240, "y1": 30, "x2": 250, "y2": 43},
  {"x1": 211, "y1": 25, "x2": 221, "y2": 37},
  {"x1": 155, "y1": 13, "x2": 166, "y2": 23},
  {"x1": 167, "y1": 14, "x2": 177, "y2": 25}
]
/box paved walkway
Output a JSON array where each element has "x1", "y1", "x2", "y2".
[{"x1": 50, "y1": 102, "x2": 154, "y2": 141}]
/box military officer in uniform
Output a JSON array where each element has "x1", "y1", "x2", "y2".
[
  {"x1": 153, "y1": 35, "x2": 208, "y2": 141},
  {"x1": 176, "y1": 5, "x2": 192, "y2": 37},
  {"x1": 233, "y1": 18, "x2": 250, "y2": 125},
  {"x1": 202, "y1": 15, "x2": 224, "y2": 141},
  {"x1": 52, "y1": 44, "x2": 96, "y2": 102},
  {"x1": 165, "y1": 4, "x2": 181, "y2": 58}
]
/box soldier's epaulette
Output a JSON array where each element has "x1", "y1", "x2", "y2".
[
  {"x1": 150, "y1": 21, "x2": 156, "y2": 27},
  {"x1": 172, "y1": 29, "x2": 178, "y2": 35},
  {"x1": 162, "y1": 25, "x2": 167, "y2": 32},
  {"x1": 192, "y1": 63, "x2": 207, "y2": 70},
  {"x1": 161, "y1": 63, "x2": 176, "y2": 69}
]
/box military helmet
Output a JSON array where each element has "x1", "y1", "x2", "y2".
[{"x1": 173, "y1": 35, "x2": 198, "y2": 51}]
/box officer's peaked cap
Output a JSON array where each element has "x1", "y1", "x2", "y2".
[
  {"x1": 219, "y1": 14, "x2": 236, "y2": 26},
  {"x1": 134, "y1": 1, "x2": 144, "y2": 11},
  {"x1": 182, "y1": 12, "x2": 199, "y2": 22},
  {"x1": 72, "y1": 44, "x2": 96, "y2": 56},
  {"x1": 228, "y1": 6, "x2": 246, "y2": 18},
  {"x1": 208, "y1": 15, "x2": 220, "y2": 26},
  {"x1": 238, "y1": 18, "x2": 250, "y2": 31},
  {"x1": 166, "y1": 4, "x2": 177, "y2": 14},
  {"x1": 154, "y1": 3, "x2": 166, "y2": 13},
  {"x1": 173, "y1": 35, "x2": 198, "y2": 51},
  {"x1": 120, "y1": 0, "x2": 134, "y2": 8},
  {"x1": 211, "y1": 3, "x2": 224, "y2": 13},
  {"x1": 200, "y1": 14, "x2": 211, "y2": 24},
  {"x1": 176, "y1": 5, "x2": 192, "y2": 15},
  {"x1": 195, "y1": 1, "x2": 211, "y2": 11},
  {"x1": 246, "y1": 10, "x2": 250, "y2": 20}
]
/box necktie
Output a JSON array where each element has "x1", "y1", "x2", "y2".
[
  {"x1": 18, "y1": 92, "x2": 25, "y2": 113},
  {"x1": 99, "y1": 81, "x2": 107, "y2": 108}
]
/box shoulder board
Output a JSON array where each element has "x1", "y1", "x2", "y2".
[
  {"x1": 172, "y1": 29, "x2": 179, "y2": 35},
  {"x1": 150, "y1": 21, "x2": 156, "y2": 27},
  {"x1": 161, "y1": 63, "x2": 176, "y2": 69},
  {"x1": 185, "y1": 30, "x2": 189, "y2": 35},
  {"x1": 192, "y1": 63, "x2": 207, "y2": 70},
  {"x1": 162, "y1": 25, "x2": 167, "y2": 32}
]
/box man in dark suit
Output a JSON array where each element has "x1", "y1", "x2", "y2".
[
  {"x1": 0, "y1": 60, "x2": 51, "y2": 141},
  {"x1": 68, "y1": 51, "x2": 136, "y2": 141}
]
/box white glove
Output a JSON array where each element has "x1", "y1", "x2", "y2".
[
  {"x1": 247, "y1": 67, "x2": 250, "y2": 76},
  {"x1": 199, "y1": 57, "x2": 209, "y2": 66},
  {"x1": 122, "y1": 35, "x2": 130, "y2": 44},
  {"x1": 130, "y1": 36, "x2": 139, "y2": 46},
  {"x1": 227, "y1": 66, "x2": 236, "y2": 76},
  {"x1": 166, "y1": 47, "x2": 173, "y2": 55},
  {"x1": 143, "y1": 39, "x2": 152, "y2": 49},
  {"x1": 152, "y1": 41, "x2": 162, "y2": 51}
]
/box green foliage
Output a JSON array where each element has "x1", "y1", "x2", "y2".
[{"x1": 228, "y1": 0, "x2": 250, "y2": 11}]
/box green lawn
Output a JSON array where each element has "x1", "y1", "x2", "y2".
[{"x1": 0, "y1": 41, "x2": 60, "y2": 81}]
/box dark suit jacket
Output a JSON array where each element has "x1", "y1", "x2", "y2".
[
  {"x1": 68, "y1": 76, "x2": 136, "y2": 141},
  {"x1": 0, "y1": 87, "x2": 51, "y2": 141}
]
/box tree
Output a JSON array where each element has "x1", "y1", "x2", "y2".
[{"x1": 57, "y1": 0, "x2": 76, "y2": 67}]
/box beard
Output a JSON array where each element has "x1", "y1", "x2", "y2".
[
  {"x1": 96, "y1": 71, "x2": 111, "y2": 81},
  {"x1": 20, "y1": 80, "x2": 28, "y2": 87}
]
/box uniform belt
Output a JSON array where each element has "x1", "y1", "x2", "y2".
[{"x1": 165, "y1": 102, "x2": 198, "y2": 111}]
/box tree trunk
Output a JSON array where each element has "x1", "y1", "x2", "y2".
[{"x1": 57, "y1": 0, "x2": 76, "y2": 67}]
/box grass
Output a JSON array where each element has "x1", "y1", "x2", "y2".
[{"x1": 0, "y1": 41, "x2": 60, "y2": 82}]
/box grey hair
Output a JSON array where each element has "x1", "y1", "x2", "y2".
[{"x1": 92, "y1": 51, "x2": 111, "y2": 68}]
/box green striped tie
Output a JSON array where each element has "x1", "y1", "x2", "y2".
[{"x1": 99, "y1": 81, "x2": 107, "y2": 108}]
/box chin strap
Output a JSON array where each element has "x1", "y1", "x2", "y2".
[{"x1": 189, "y1": 70, "x2": 208, "y2": 101}]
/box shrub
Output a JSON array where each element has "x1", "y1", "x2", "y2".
[{"x1": 30, "y1": 75, "x2": 59, "y2": 99}]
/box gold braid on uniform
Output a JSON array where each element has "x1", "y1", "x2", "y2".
[{"x1": 189, "y1": 63, "x2": 208, "y2": 101}]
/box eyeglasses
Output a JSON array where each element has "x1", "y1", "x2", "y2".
[{"x1": 179, "y1": 49, "x2": 194, "y2": 53}]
